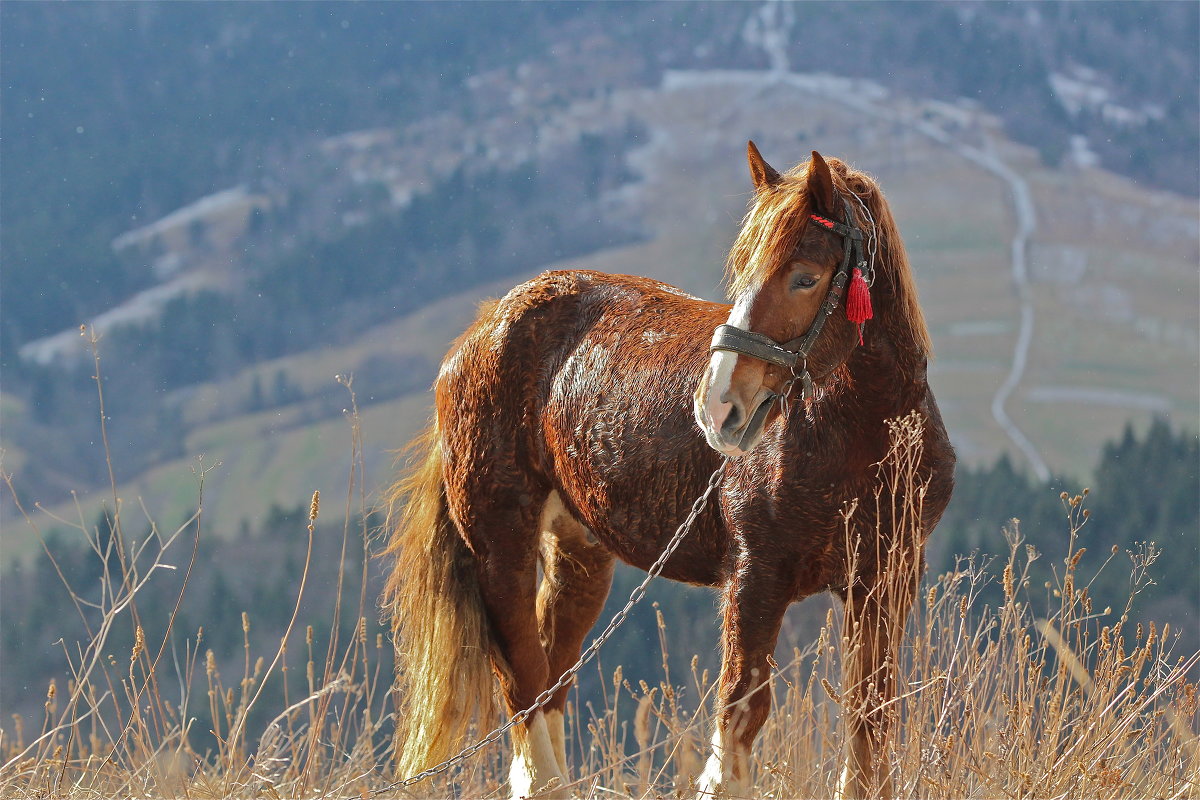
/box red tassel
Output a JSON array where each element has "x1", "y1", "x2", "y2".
[
  {"x1": 846, "y1": 268, "x2": 873, "y2": 323},
  {"x1": 846, "y1": 267, "x2": 872, "y2": 344}
]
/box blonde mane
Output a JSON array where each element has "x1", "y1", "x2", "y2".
[{"x1": 725, "y1": 156, "x2": 932, "y2": 358}]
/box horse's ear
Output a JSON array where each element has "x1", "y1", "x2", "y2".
[
  {"x1": 806, "y1": 151, "x2": 838, "y2": 215},
  {"x1": 747, "y1": 140, "x2": 781, "y2": 190}
]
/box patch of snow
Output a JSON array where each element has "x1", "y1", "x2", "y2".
[
  {"x1": 1100, "y1": 104, "x2": 1148, "y2": 127},
  {"x1": 318, "y1": 128, "x2": 395, "y2": 155},
  {"x1": 782, "y1": 72, "x2": 890, "y2": 103},
  {"x1": 1068, "y1": 284, "x2": 1135, "y2": 324},
  {"x1": 1032, "y1": 244, "x2": 1088, "y2": 285},
  {"x1": 153, "y1": 251, "x2": 185, "y2": 280},
  {"x1": 741, "y1": 0, "x2": 794, "y2": 76},
  {"x1": 19, "y1": 272, "x2": 219, "y2": 366},
  {"x1": 1068, "y1": 134, "x2": 1100, "y2": 168},
  {"x1": 1134, "y1": 316, "x2": 1199, "y2": 353},
  {"x1": 1049, "y1": 71, "x2": 1110, "y2": 116},
  {"x1": 661, "y1": 69, "x2": 888, "y2": 105},
  {"x1": 922, "y1": 100, "x2": 975, "y2": 129},
  {"x1": 947, "y1": 320, "x2": 1012, "y2": 336},
  {"x1": 1025, "y1": 386, "x2": 1172, "y2": 413},
  {"x1": 112, "y1": 187, "x2": 255, "y2": 253},
  {"x1": 1049, "y1": 69, "x2": 1158, "y2": 127}
]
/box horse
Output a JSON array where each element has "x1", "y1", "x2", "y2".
[{"x1": 382, "y1": 144, "x2": 955, "y2": 798}]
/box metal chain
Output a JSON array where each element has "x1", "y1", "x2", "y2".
[
  {"x1": 378, "y1": 457, "x2": 729, "y2": 794},
  {"x1": 848, "y1": 191, "x2": 878, "y2": 285}
]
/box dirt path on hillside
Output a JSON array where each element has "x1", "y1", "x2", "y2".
[{"x1": 908, "y1": 126, "x2": 1051, "y2": 481}]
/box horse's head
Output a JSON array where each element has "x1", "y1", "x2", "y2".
[{"x1": 695, "y1": 144, "x2": 892, "y2": 457}]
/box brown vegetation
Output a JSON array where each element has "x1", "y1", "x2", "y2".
[{"x1": 1, "y1": 340, "x2": 1196, "y2": 798}]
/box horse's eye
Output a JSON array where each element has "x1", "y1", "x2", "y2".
[{"x1": 790, "y1": 274, "x2": 819, "y2": 291}]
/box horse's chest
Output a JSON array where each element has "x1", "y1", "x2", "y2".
[{"x1": 722, "y1": 478, "x2": 857, "y2": 592}]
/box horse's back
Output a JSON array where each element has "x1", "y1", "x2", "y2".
[
  {"x1": 441, "y1": 270, "x2": 711, "y2": 401},
  {"x1": 442, "y1": 269, "x2": 722, "y2": 430}
]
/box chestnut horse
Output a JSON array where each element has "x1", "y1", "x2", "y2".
[{"x1": 383, "y1": 145, "x2": 954, "y2": 798}]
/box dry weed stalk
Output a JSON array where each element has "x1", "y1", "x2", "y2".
[
  {"x1": 546, "y1": 413, "x2": 1199, "y2": 799},
  {"x1": 3, "y1": 351, "x2": 1196, "y2": 800},
  {"x1": 0, "y1": 354, "x2": 397, "y2": 798}
]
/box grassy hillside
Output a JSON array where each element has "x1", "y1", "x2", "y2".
[{"x1": 10, "y1": 70, "x2": 1195, "y2": 559}]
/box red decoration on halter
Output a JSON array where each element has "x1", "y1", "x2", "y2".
[
  {"x1": 810, "y1": 214, "x2": 836, "y2": 229},
  {"x1": 846, "y1": 267, "x2": 872, "y2": 344}
]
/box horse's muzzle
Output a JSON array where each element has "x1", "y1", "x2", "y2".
[
  {"x1": 703, "y1": 390, "x2": 777, "y2": 456},
  {"x1": 732, "y1": 391, "x2": 777, "y2": 451}
]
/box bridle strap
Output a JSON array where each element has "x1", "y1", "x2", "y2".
[
  {"x1": 809, "y1": 212, "x2": 863, "y2": 244},
  {"x1": 710, "y1": 324, "x2": 803, "y2": 370},
  {"x1": 788, "y1": 256, "x2": 851, "y2": 361}
]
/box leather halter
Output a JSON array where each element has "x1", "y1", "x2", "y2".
[{"x1": 709, "y1": 197, "x2": 866, "y2": 418}]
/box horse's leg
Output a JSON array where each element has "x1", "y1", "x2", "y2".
[
  {"x1": 535, "y1": 491, "x2": 615, "y2": 777},
  {"x1": 697, "y1": 564, "x2": 790, "y2": 798},
  {"x1": 836, "y1": 579, "x2": 916, "y2": 800},
  {"x1": 467, "y1": 495, "x2": 568, "y2": 799}
]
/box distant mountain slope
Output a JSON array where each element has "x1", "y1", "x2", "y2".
[
  {"x1": 8, "y1": 67, "x2": 1195, "y2": 553},
  {"x1": 2, "y1": 2, "x2": 1195, "y2": 348}
]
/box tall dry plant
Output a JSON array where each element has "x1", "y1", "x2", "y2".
[
  {"x1": 554, "y1": 414, "x2": 1200, "y2": 799},
  {"x1": 0, "y1": 336, "x2": 397, "y2": 799},
  {"x1": 2, "y1": 338, "x2": 1195, "y2": 798}
]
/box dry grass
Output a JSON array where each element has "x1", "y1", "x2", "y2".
[
  {"x1": 2, "y1": 339, "x2": 1197, "y2": 798},
  {"x1": 548, "y1": 417, "x2": 1200, "y2": 799}
]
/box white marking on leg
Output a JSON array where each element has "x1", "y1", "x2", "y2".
[
  {"x1": 836, "y1": 724, "x2": 880, "y2": 800},
  {"x1": 835, "y1": 764, "x2": 852, "y2": 800},
  {"x1": 545, "y1": 708, "x2": 568, "y2": 777},
  {"x1": 695, "y1": 292, "x2": 755, "y2": 447},
  {"x1": 696, "y1": 722, "x2": 750, "y2": 798},
  {"x1": 535, "y1": 492, "x2": 578, "y2": 788},
  {"x1": 509, "y1": 710, "x2": 566, "y2": 799}
]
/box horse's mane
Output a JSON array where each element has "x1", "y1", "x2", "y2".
[{"x1": 725, "y1": 156, "x2": 932, "y2": 359}]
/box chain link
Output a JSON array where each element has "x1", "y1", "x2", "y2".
[{"x1": 378, "y1": 457, "x2": 729, "y2": 794}]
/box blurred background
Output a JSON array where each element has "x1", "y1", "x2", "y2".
[{"x1": 2, "y1": 2, "x2": 1196, "y2": 735}]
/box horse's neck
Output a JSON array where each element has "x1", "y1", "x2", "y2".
[{"x1": 838, "y1": 334, "x2": 928, "y2": 419}]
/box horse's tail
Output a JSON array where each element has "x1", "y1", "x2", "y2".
[{"x1": 381, "y1": 416, "x2": 497, "y2": 779}]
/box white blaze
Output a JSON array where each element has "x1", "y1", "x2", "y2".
[{"x1": 695, "y1": 291, "x2": 755, "y2": 451}]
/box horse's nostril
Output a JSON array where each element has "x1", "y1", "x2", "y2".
[{"x1": 722, "y1": 402, "x2": 743, "y2": 434}]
